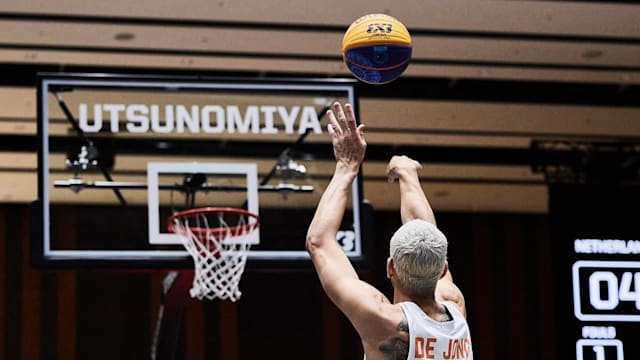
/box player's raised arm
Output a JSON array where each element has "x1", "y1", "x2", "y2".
[
  {"x1": 306, "y1": 102, "x2": 366, "y2": 265},
  {"x1": 386, "y1": 155, "x2": 467, "y2": 317},
  {"x1": 306, "y1": 102, "x2": 392, "y2": 334},
  {"x1": 386, "y1": 156, "x2": 436, "y2": 225}
]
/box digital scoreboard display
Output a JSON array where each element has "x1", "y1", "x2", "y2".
[
  {"x1": 572, "y1": 251, "x2": 640, "y2": 360},
  {"x1": 550, "y1": 184, "x2": 640, "y2": 360}
]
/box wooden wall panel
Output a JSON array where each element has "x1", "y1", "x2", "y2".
[
  {"x1": 469, "y1": 215, "x2": 497, "y2": 359},
  {"x1": 0, "y1": 209, "x2": 4, "y2": 360},
  {"x1": 321, "y1": 293, "x2": 342, "y2": 360},
  {"x1": 3, "y1": 0, "x2": 639, "y2": 38},
  {"x1": 4, "y1": 86, "x2": 640, "y2": 138},
  {"x1": 505, "y1": 219, "x2": 527, "y2": 359},
  {"x1": 19, "y1": 207, "x2": 40, "y2": 360},
  {"x1": 2, "y1": 19, "x2": 638, "y2": 68},
  {"x1": 533, "y1": 217, "x2": 556, "y2": 360},
  {"x1": 2, "y1": 205, "x2": 22, "y2": 360},
  {"x1": 55, "y1": 207, "x2": 77, "y2": 360},
  {"x1": 218, "y1": 301, "x2": 239, "y2": 360}
]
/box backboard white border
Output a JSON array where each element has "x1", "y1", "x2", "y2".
[{"x1": 147, "y1": 162, "x2": 259, "y2": 245}]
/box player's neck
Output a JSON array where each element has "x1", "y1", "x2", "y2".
[
  {"x1": 393, "y1": 288, "x2": 437, "y2": 306},
  {"x1": 394, "y1": 289, "x2": 452, "y2": 321}
]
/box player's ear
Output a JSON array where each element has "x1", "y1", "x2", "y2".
[
  {"x1": 440, "y1": 261, "x2": 449, "y2": 279},
  {"x1": 386, "y1": 257, "x2": 395, "y2": 279}
]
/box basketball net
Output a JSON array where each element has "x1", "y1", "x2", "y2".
[{"x1": 169, "y1": 207, "x2": 259, "y2": 301}]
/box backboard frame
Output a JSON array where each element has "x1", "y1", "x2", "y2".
[{"x1": 32, "y1": 73, "x2": 372, "y2": 270}]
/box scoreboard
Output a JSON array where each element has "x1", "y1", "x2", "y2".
[
  {"x1": 573, "y1": 258, "x2": 640, "y2": 323},
  {"x1": 572, "y1": 255, "x2": 640, "y2": 360},
  {"x1": 550, "y1": 185, "x2": 640, "y2": 360}
]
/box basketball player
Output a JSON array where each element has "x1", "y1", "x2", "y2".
[{"x1": 306, "y1": 102, "x2": 473, "y2": 360}]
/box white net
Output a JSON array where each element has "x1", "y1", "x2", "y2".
[{"x1": 169, "y1": 208, "x2": 258, "y2": 301}]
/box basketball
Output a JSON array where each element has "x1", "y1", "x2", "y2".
[{"x1": 341, "y1": 14, "x2": 412, "y2": 84}]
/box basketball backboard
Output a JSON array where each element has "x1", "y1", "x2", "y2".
[{"x1": 32, "y1": 73, "x2": 371, "y2": 269}]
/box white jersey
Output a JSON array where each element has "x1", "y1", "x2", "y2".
[{"x1": 399, "y1": 301, "x2": 473, "y2": 360}]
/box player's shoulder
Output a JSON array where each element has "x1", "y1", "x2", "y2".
[
  {"x1": 360, "y1": 303, "x2": 410, "y2": 358},
  {"x1": 441, "y1": 300, "x2": 467, "y2": 322},
  {"x1": 377, "y1": 302, "x2": 408, "y2": 330},
  {"x1": 436, "y1": 280, "x2": 467, "y2": 318},
  {"x1": 360, "y1": 300, "x2": 406, "y2": 330}
]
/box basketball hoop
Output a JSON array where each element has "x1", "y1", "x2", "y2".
[{"x1": 168, "y1": 207, "x2": 259, "y2": 301}]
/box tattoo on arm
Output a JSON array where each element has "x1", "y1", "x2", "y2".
[{"x1": 378, "y1": 318, "x2": 409, "y2": 360}]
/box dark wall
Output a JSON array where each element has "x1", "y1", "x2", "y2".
[{"x1": 1, "y1": 204, "x2": 556, "y2": 360}]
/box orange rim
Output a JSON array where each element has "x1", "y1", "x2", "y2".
[{"x1": 167, "y1": 207, "x2": 259, "y2": 237}]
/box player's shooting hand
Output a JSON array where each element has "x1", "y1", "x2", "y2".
[
  {"x1": 386, "y1": 155, "x2": 422, "y2": 182},
  {"x1": 326, "y1": 102, "x2": 366, "y2": 172}
]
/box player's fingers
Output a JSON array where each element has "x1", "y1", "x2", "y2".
[
  {"x1": 386, "y1": 166, "x2": 398, "y2": 182},
  {"x1": 333, "y1": 102, "x2": 348, "y2": 131},
  {"x1": 326, "y1": 109, "x2": 341, "y2": 135},
  {"x1": 357, "y1": 124, "x2": 367, "y2": 144},
  {"x1": 344, "y1": 103, "x2": 358, "y2": 132},
  {"x1": 327, "y1": 122, "x2": 336, "y2": 136},
  {"x1": 385, "y1": 159, "x2": 396, "y2": 176},
  {"x1": 357, "y1": 123, "x2": 366, "y2": 134}
]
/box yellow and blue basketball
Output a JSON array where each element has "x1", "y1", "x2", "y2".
[{"x1": 342, "y1": 14, "x2": 412, "y2": 84}]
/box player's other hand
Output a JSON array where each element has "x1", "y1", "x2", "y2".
[
  {"x1": 386, "y1": 155, "x2": 422, "y2": 182},
  {"x1": 326, "y1": 102, "x2": 366, "y2": 172}
]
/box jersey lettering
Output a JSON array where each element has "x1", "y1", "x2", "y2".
[{"x1": 413, "y1": 337, "x2": 470, "y2": 359}]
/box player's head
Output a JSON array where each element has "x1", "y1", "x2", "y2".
[{"x1": 388, "y1": 219, "x2": 448, "y2": 295}]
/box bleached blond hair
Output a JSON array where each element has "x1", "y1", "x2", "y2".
[{"x1": 389, "y1": 219, "x2": 448, "y2": 295}]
